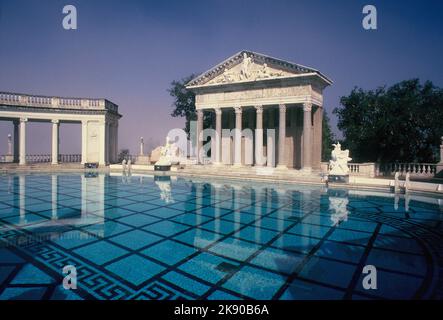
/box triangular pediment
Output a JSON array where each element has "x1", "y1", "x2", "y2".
[{"x1": 186, "y1": 50, "x2": 332, "y2": 88}]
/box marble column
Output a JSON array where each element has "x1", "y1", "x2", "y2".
[
  {"x1": 303, "y1": 102, "x2": 312, "y2": 170},
  {"x1": 277, "y1": 104, "x2": 287, "y2": 168},
  {"x1": 234, "y1": 107, "x2": 242, "y2": 166},
  {"x1": 114, "y1": 122, "x2": 119, "y2": 163},
  {"x1": 19, "y1": 118, "x2": 27, "y2": 165},
  {"x1": 215, "y1": 108, "x2": 222, "y2": 164},
  {"x1": 51, "y1": 119, "x2": 60, "y2": 165},
  {"x1": 81, "y1": 120, "x2": 88, "y2": 164},
  {"x1": 13, "y1": 120, "x2": 19, "y2": 163},
  {"x1": 196, "y1": 110, "x2": 203, "y2": 164},
  {"x1": 255, "y1": 105, "x2": 264, "y2": 166},
  {"x1": 99, "y1": 120, "x2": 106, "y2": 166}
]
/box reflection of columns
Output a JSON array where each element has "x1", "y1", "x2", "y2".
[
  {"x1": 13, "y1": 120, "x2": 19, "y2": 163},
  {"x1": 255, "y1": 106, "x2": 264, "y2": 166},
  {"x1": 303, "y1": 103, "x2": 312, "y2": 170},
  {"x1": 215, "y1": 108, "x2": 222, "y2": 164},
  {"x1": 196, "y1": 184, "x2": 203, "y2": 238},
  {"x1": 81, "y1": 120, "x2": 88, "y2": 164},
  {"x1": 51, "y1": 120, "x2": 60, "y2": 165},
  {"x1": 234, "y1": 107, "x2": 242, "y2": 166},
  {"x1": 278, "y1": 104, "x2": 287, "y2": 168},
  {"x1": 19, "y1": 175, "x2": 26, "y2": 224},
  {"x1": 52, "y1": 175, "x2": 58, "y2": 220},
  {"x1": 197, "y1": 110, "x2": 203, "y2": 164},
  {"x1": 19, "y1": 118, "x2": 27, "y2": 165}
]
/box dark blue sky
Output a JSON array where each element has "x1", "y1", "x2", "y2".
[{"x1": 0, "y1": 0, "x2": 442, "y2": 154}]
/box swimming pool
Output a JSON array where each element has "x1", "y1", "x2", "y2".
[{"x1": 0, "y1": 173, "x2": 442, "y2": 300}]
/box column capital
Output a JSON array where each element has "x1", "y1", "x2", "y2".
[
  {"x1": 303, "y1": 102, "x2": 312, "y2": 112},
  {"x1": 81, "y1": 120, "x2": 88, "y2": 125},
  {"x1": 20, "y1": 118, "x2": 28, "y2": 123},
  {"x1": 51, "y1": 119, "x2": 60, "y2": 124},
  {"x1": 214, "y1": 108, "x2": 222, "y2": 115},
  {"x1": 279, "y1": 104, "x2": 286, "y2": 112},
  {"x1": 234, "y1": 106, "x2": 242, "y2": 114},
  {"x1": 255, "y1": 105, "x2": 263, "y2": 113}
]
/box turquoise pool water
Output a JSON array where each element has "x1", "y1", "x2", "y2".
[{"x1": 0, "y1": 173, "x2": 442, "y2": 300}]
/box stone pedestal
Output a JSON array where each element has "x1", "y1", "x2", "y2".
[
  {"x1": 136, "y1": 155, "x2": 151, "y2": 165},
  {"x1": 4, "y1": 155, "x2": 13, "y2": 163}
]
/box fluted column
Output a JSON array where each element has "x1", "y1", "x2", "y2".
[
  {"x1": 234, "y1": 106, "x2": 242, "y2": 166},
  {"x1": 196, "y1": 110, "x2": 203, "y2": 164},
  {"x1": 215, "y1": 108, "x2": 222, "y2": 164},
  {"x1": 19, "y1": 118, "x2": 27, "y2": 165},
  {"x1": 277, "y1": 104, "x2": 287, "y2": 168},
  {"x1": 13, "y1": 120, "x2": 19, "y2": 163},
  {"x1": 81, "y1": 120, "x2": 88, "y2": 164},
  {"x1": 255, "y1": 105, "x2": 264, "y2": 166},
  {"x1": 51, "y1": 119, "x2": 60, "y2": 165},
  {"x1": 303, "y1": 102, "x2": 312, "y2": 170}
]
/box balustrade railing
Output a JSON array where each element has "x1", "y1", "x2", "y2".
[
  {"x1": 380, "y1": 163, "x2": 437, "y2": 177},
  {"x1": 0, "y1": 91, "x2": 118, "y2": 114},
  {"x1": 22, "y1": 154, "x2": 82, "y2": 164}
]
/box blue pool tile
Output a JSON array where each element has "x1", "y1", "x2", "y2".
[
  {"x1": 143, "y1": 220, "x2": 190, "y2": 237},
  {"x1": 0, "y1": 287, "x2": 48, "y2": 300},
  {"x1": 50, "y1": 285, "x2": 83, "y2": 300},
  {"x1": 221, "y1": 212, "x2": 257, "y2": 224},
  {"x1": 315, "y1": 240, "x2": 365, "y2": 264},
  {"x1": 198, "y1": 206, "x2": 232, "y2": 218},
  {"x1": 11, "y1": 264, "x2": 55, "y2": 284},
  {"x1": 0, "y1": 266, "x2": 16, "y2": 284},
  {"x1": 52, "y1": 230, "x2": 98, "y2": 249},
  {"x1": 167, "y1": 201, "x2": 203, "y2": 212},
  {"x1": 174, "y1": 229, "x2": 222, "y2": 248},
  {"x1": 288, "y1": 223, "x2": 331, "y2": 239},
  {"x1": 116, "y1": 213, "x2": 161, "y2": 227},
  {"x1": 162, "y1": 271, "x2": 210, "y2": 296},
  {"x1": 102, "y1": 207, "x2": 137, "y2": 219},
  {"x1": 207, "y1": 290, "x2": 242, "y2": 300},
  {"x1": 271, "y1": 234, "x2": 320, "y2": 254},
  {"x1": 109, "y1": 230, "x2": 162, "y2": 250},
  {"x1": 259, "y1": 216, "x2": 294, "y2": 232},
  {"x1": 365, "y1": 247, "x2": 427, "y2": 276},
  {"x1": 171, "y1": 213, "x2": 213, "y2": 226},
  {"x1": 373, "y1": 234, "x2": 423, "y2": 255},
  {"x1": 208, "y1": 238, "x2": 261, "y2": 261},
  {"x1": 280, "y1": 278, "x2": 345, "y2": 300},
  {"x1": 298, "y1": 256, "x2": 356, "y2": 289},
  {"x1": 144, "y1": 207, "x2": 183, "y2": 219},
  {"x1": 73, "y1": 241, "x2": 129, "y2": 265},
  {"x1": 82, "y1": 220, "x2": 132, "y2": 237},
  {"x1": 354, "y1": 268, "x2": 423, "y2": 299},
  {"x1": 250, "y1": 247, "x2": 305, "y2": 275},
  {"x1": 105, "y1": 254, "x2": 165, "y2": 286},
  {"x1": 200, "y1": 219, "x2": 242, "y2": 235},
  {"x1": 223, "y1": 266, "x2": 286, "y2": 300},
  {"x1": 0, "y1": 248, "x2": 25, "y2": 263},
  {"x1": 233, "y1": 226, "x2": 279, "y2": 245},
  {"x1": 178, "y1": 252, "x2": 236, "y2": 284},
  {"x1": 123, "y1": 202, "x2": 159, "y2": 213},
  {"x1": 338, "y1": 219, "x2": 378, "y2": 233},
  {"x1": 141, "y1": 240, "x2": 197, "y2": 265},
  {"x1": 328, "y1": 228, "x2": 372, "y2": 246}
]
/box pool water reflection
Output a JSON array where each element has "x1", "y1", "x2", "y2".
[{"x1": 0, "y1": 173, "x2": 442, "y2": 300}]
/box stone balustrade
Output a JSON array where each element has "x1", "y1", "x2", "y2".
[
  {"x1": 380, "y1": 163, "x2": 437, "y2": 177},
  {"x1": 321, "y1": 162, "x2": 378, "y2": 178},
  {"x1": 0, "y1": 154, "x2": 82, "y2": 163},
  {"x1": 0, "y1": 92, "x2": 119, "y2": 114}
]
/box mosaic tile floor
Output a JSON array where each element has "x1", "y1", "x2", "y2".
[{"x1": 0, "y1": 173, "x2": 442, "y2": 300}]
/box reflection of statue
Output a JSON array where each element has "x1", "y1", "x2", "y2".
[
  {"x1": 329, "y1": 196, "x2": 349, "y2": 225},
  {"x1": 155, "y1": 180, "x2": 174, "y2": 204},
  {"x1": 329, "y1": 142, "x2": 352, "y2": 175}
]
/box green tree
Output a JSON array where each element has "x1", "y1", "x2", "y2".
[
  {"x1": 334, "y1": 79, "x2": 443, "y2": 163},
  {"x1": 168, "y1": 74, "x2": 213, "y2": 136},
  {"x1": 322, "y1": 110, "x2": 335, "y2": 161}
]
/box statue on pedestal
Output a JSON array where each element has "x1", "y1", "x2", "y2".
[
  {"x1": 139, "y1": 137, "x2": 144, "y2": 156},
  {"x1": 135, "y1": 136, "x2": 151, "y2": 165},
  {"x1": 329, "y1": 142, "x2": 352, "y2": 176}
]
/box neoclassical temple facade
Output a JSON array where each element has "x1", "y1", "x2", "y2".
[
  {"x1": 0, "y1": 92, "x2": 121, "y2": 165},
  {"x1": 186, "y1": 51, "x2": 332, "y2": 170}
]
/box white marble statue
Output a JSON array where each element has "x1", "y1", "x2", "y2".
[
  {"x1": 155, "y1": 136, "x2": 181, "y2": 166},
  {"x1": 329, "y1": 142, "x2": 352, "y2": 175},
  {"x1": 240, "y1": 53, "x2": 252, "y2": 80}
]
